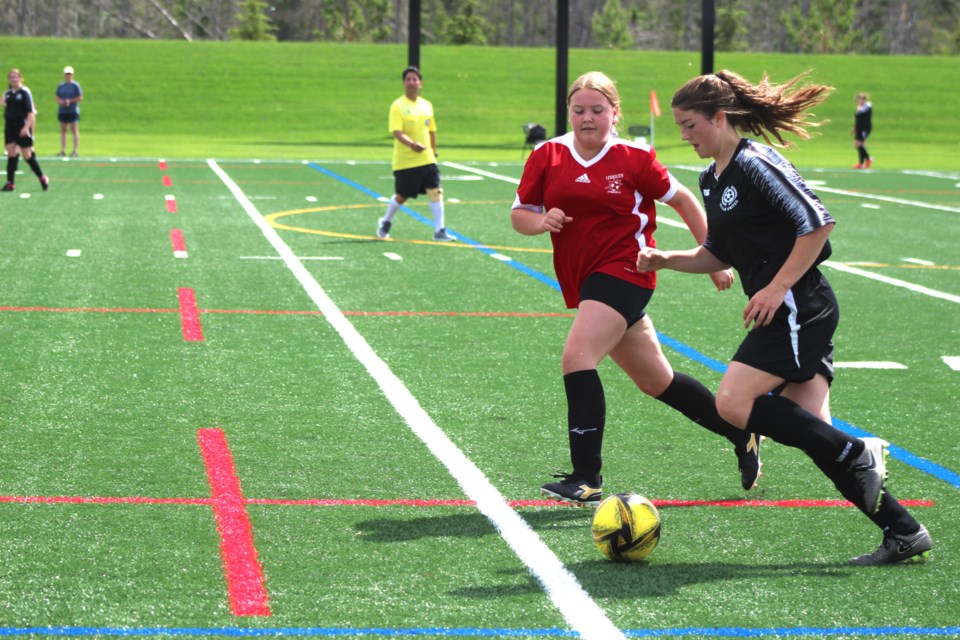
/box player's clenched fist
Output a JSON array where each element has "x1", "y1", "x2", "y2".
[{"x1": 636, "y1": 246, "x2": 666, "y2": 272}]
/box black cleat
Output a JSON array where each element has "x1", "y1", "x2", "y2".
[
  {"x1": 850, "y1": 525, "x2": 932, "y2": 565},
  {"x1": 541, "y1": 471, "x2": 602, "y2": 508}
]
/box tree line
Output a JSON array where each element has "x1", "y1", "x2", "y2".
[{"x1": 1, "y1": 0, "x2": 957, "y2": 54}]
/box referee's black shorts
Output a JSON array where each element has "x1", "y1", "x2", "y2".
[
  {"x1": 394, "y1": 163, "x2": 441, "y2": 199},
  {"x1": 732, "y1": 269, "x2": 838, "y2": 385}
]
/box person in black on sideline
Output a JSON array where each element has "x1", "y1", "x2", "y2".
[{"x1": 2, "y1": 68, "x2": 49, "y2": 192}]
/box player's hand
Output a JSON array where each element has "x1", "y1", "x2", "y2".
[
  {"x1": 542, "y1": 207, "x2": 572, "y2": 233},
  {"x1": 636, "y1": 246, "x2": 666, "y2": 272},
  {"x1": 709, "y1": 268, "x2": 734, "y2": 291},
  {"x1": 410, "y1": 141, "x2": 425, "y2": 153},
  {"x1": 743, "y1": 284, "x2": 786, "y2": 329}
]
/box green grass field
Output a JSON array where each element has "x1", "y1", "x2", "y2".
[
  {"x1": 2, "y1": 37, "x2": 959, "y2": 168},
  {"x1": 1, "y1": 152, "x2": 958, "y2": 639}
]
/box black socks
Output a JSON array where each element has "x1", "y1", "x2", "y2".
[{"x1": 563, "y1": 369, "x2": 605, "y2": 485}]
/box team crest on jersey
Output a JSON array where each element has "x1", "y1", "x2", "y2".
[
  {"x1": 604, "y1": 173, "x2": 624, "y2": 194},
  {"x1": 719, "y1": 185, "x2": 738, "y2": 211}
]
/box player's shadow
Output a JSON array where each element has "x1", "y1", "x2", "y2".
[
  {"x1": 353, "y1": 508, "x2": 588, "y2": 543},
  {"x1": 449, "y1": 560, "x2": 852, "y2": 600}
]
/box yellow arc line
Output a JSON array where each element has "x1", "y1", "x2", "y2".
[{"x1": 263, "y1": 204, "x2": 552, "y2": 254}]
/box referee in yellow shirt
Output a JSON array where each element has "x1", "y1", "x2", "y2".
[{"x1": 377, "y1": 66, "x2": 451, "y2": 241}]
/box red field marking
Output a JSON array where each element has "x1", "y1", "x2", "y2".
[
  {"x1": 162, "y1": 175, "x2": 173, "y2": 187},
  {"x1": 170, "y1": 229, "x2": 187, "y2": 257},
  {"x1": 177, "y1": 288, "x2": 204, "y2": 341},
  {"x1": 165, "y1": 195, "x2": 177, "y2": 213},
  {"x1": 0, "y1": 495, "x2": 932, "y2": 509},
  {"x1": 197, "y1": 428, "x2": 271, "y2": 617},
  {"x1": 158, "y1": 160, "x2": 167, "y2": 171}
]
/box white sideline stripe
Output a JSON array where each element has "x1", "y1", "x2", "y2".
[
  {"x1": 444, "y1": 161, "x2": 520, "y2": 184},
  {"x1": 835, "y1": 361, "x2": 907, "y2": 369},
  {"x1": 813, "y1": 185, "x2": 960, "y2": 214},
  {"x1": 823, "y1": 261, "x2": 960, "y2": 304},
  {"x1": 207, "y1": 159, "x2": 625, "y2": 640},
  {"x1": 943, "y1": 356, "x2": 960, "y2": 371}
]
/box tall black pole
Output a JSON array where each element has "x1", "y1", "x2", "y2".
[
  {"x1": 409, "y1": 0, "x2": 421, "y2": 69},
  {"x1": 701, "y1": 0, "x2": 715, "y2": 75},
  {"x1": 555, "y1": 0, "x2": 569, "y2": 137}
]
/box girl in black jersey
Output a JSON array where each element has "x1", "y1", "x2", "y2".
[
  {"x1": 637, "y1": 70, "x2": 931, "y2": 565},
  {"x1": 2, "y1": 68, "x2": 49, "y2": 192},
  {"x1": 852, "y1": 92, "x2": 873, "y2": 169}
]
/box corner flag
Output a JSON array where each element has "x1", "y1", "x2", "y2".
[{"x1": 650, "y1": 90, "x2": 661, "y2": 117}]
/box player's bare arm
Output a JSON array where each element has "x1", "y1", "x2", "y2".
[
  {"x1": 511, "y1": 206, "x2": 572, "y2": 235},
  {"x1": 637, "y1": 244, "x2": 728, "y2": 275}
]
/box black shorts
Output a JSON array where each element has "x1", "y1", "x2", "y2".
[
  {"x1": 58, "y1": 113, "x2": 80, "y2": 124},
  {"x1": 4, "y1": 123, "x2": 33, "y2": 148},
  {"x1": 578, "y1": 272, "x2": 653, "y2": 328},
  {"x1": 394, "y1": 163, "x2": 441, "y2": 199},
  {"x1": 733, "y1": 269, "x2": 838, "y2": 385}
]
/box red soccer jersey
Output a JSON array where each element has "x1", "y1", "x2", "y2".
[{"x1": 514, "y1": 133, "x2": 677, "y2": 308}]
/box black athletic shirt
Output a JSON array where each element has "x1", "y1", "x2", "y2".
[
  {"x1": 3, "y1": 85, "x2": 36, "y2": 127},
  {"x1": 700, "y1": 138, "x2": 834, "y2": 297}
]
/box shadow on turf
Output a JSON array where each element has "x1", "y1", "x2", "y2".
[
  {"x1": 449, "y1": 560, "x2": 851, "y2": 599},
  {"x1": 353, "y1": 508, "x2": 589, "y2": 543}
]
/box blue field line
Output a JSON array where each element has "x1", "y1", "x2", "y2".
[
  {"x1": 4, "y1": 626, "x2": 960, "y2": 638},
  {"x1": 303, "y1": 162, "x2": 960, "y2": 493}
]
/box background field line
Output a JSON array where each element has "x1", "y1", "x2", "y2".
[
  {"x1": 207, "y1": 159, "x2": 628, "y2": 640},
  {"x1": 823, "y1": 261, "x2": 960, "y2": 304}
]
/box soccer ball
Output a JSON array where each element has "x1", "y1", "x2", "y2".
[{"x1": 591, "y1": 492, "x2": 661, "y2": 562}]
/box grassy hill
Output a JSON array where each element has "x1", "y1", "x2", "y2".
[{"x1": 2, "y1": 36, "x2": 958, "y2": 168}]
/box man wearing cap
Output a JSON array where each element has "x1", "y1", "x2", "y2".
[{"x1": 55, "y1": 65, "x2": 83, "y2": 157}]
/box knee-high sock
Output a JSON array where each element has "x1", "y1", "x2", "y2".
[
  {"x1": 25, "y1": 155, "x2": 44, "y2": 178},
  {"x1": 564, "y1": 369, "x2": 605, "y2": 485},
  {"x1": 429, "y1": 199, "x2": 444, "y2": 230},
  {"x1": 382, "y1": 196, "x2": 401, "y2": 223},
  {"x1": 811, "y1": 456, "x2": 921, "y2": 529},
  {"x1": 655, "y1": 371, "x2": 745, "y2": 444},
  {"x1": 746, "y1": 394, "x2": 863, "y2": 466},
  {"x1": 6, "y1": 154, "x2": 19, "y2": 183}
]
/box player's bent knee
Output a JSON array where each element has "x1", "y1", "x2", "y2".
[{"x1": 427, "y1": 188, "x2": 443, "y2": 203}]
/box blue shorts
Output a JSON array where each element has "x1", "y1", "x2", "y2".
[{"x1": 58, "y1": 112, "x2": 80, "y2": 124}]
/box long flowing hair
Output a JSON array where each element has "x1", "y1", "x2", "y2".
[{"x1": 671, "y1": 69, "x2": 832, "y2": 148}]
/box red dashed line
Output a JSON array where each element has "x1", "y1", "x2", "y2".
[
  {"x1": 170, "y1": 229, "x2": 188, "y2": 258},
  {"x1": 162, "y1": 175, "x2": 173, "y2": 187},
  {"x1": 177, "y1": 288, "x2": 204, "y2": 341},
  {"x1": 197, "y1": 429, "x2": 271, "y2": 617},
  {"x1": 158, "y1": 160, "x2": 168, "y2": 171},
  {"x1": 165, "y1": 195, "x2": 177, "y2": 213}
]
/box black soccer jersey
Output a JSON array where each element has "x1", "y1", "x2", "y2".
[
  {"x1": 700, "y1": 138, "x2": 834, "y2": 297},
  {"x1": 3, "y1": 85, "x2": 36, "y2": 127}
]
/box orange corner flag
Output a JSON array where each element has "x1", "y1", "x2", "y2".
[{"x1": 650, "y1": 90, "x2": 661, "y2": 117}]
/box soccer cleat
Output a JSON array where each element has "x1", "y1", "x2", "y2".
[
  {"x1": 56, "y1": 151, "x2": 66, "y2": 157},
  {"x1": 40, "y1": 176, "x2": 49, "y2": 191},
  {"x1": 849, "y1": 525, "x2": 932, "y2": 566},
  {"x1": 864, "y1": 158, "x2": 872, "y2": 168},
  {"x1": 433, "y1": 228, "x2": 453, "y2": 242},
  {"x1": 70, "y1": 151, "x2": 78, "y2": 157},
  {"x1": 852, "y1": 163, "x2": 864, "y2": 169},
  {"x1": 847, "y1": 437, "x2": 889, "y2": 515},
  {"x1": 541, "y1": 471, "x2": 602, "y2": 508},
  {"x1": 1, "y1": 182, "x2": 14, "y2": 192},
  {"x1": 376, "y1": 218, "x2": 391, "y2": 239},
  {"x1": 735, "y1": 433, "x2": 763, "y2": 490}
]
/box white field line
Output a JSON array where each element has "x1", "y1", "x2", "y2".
[
  {"x1": 207, "y1": 159, "x2": 625, "y2": 640},
  {"x1": 823, "y1": 261, "x2": 960, "y2": 304}
]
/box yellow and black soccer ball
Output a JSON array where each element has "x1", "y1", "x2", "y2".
[{"x1": 591, "y1": 492, "x2": 661, "y2": 562}]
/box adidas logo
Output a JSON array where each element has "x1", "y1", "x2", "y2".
[{"x1": 575, "y1": 173, "x2": 590, "y2": 183}]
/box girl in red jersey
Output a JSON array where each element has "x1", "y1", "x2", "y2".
[{"x1": 511, "y1": 71, "x2": 761, "y2": 506}]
